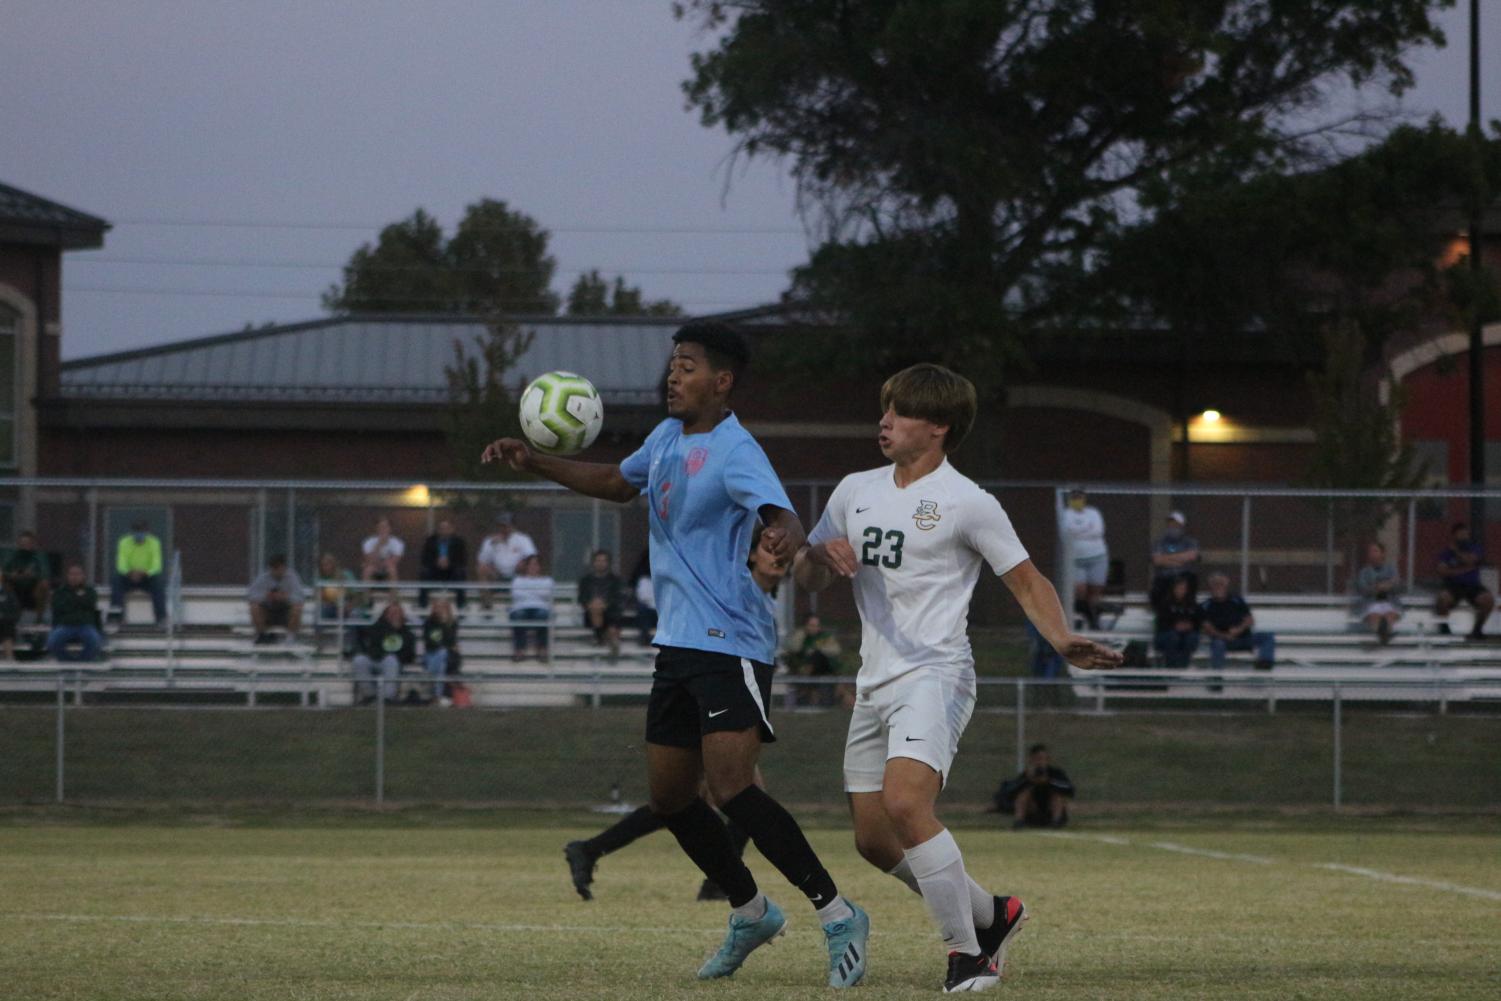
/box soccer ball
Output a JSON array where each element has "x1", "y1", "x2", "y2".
[{"x1": 518, "y1": 371, "x2": 604, "y2": 456}]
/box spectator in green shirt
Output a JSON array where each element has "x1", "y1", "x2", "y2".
[
  {"x1": 47, "y1": 564, "x2": 104, "y2": 662},
  {"x1": 110, "y1": 521, "x2": 165, "y2": 625},
  {"x1": 4, "y1": 531, "x2": 52, "y2": 620}
]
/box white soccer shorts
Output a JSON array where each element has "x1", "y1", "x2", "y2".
[{"x1": 843, "y1": 666, "x2": 977, "y2": 793}]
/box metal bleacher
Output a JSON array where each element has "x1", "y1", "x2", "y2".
[
  {"x1": 3, "y1": 581, "x2": 660, "y2": 708},
  {"x1": 1068, "y1": 591, "x2": 1501, "y2": 706}
]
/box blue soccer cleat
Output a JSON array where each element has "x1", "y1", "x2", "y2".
[
  {"x1": 823, "y1": 899, "x2": 870, "y2": 988},
  {"x1": 696, "y1": 898, "x2": 787, "y2": 979}
]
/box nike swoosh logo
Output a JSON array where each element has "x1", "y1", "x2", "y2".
[
  {"x1": 904, "y1": 736, "x2": 924, "y2": 742},
  {"x1": 855, "y1": 506, "x2": 871, "y2": 513},
  {"x1": 708, "y1": 709, "x2": 729, "y2": 718}
]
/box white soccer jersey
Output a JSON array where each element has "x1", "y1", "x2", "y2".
[{"x1": 808, "y1": 460, "x2": 1028, "y2": 691}]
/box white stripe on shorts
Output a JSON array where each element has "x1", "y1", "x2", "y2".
[{"x1": 740, "y1": 658, "x2": 774, "y2": 735}]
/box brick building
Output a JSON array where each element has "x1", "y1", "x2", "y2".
[
  {"x1": 0, "y1": 182, "x2": 109, "y2": 539},
  {"x1": 5, "y1": 178, "x2": 1499, "y2": 598}
]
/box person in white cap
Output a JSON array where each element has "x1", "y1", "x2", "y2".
[{"x1": 1149, "y1": 510, "x2": 1200, "y2": 607}]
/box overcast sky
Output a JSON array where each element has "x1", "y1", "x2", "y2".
[{"x1": 1, "y1": 0, "x2": 1497, "y2": 360}]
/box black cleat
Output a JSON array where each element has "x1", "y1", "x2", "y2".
[
  {"x1": 696, "y1": 878, "x2": 729, "y2": 902},
  {"x1": 973, "y1": 895, "x2": 1028, "y2": 978},
  {"x1": 943, "y1": 951, "x2": 1000, "y2": 993},
  {"x1": 564, "y1": 841, "x2": 596, "y2": 901}
]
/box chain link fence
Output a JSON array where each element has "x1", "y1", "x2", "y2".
[{"x1": 3, "y1": 676, "x2": 1496, "y2": 812}]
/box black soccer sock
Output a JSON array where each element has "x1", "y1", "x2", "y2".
[
  {"x1": 724, "y1": 817, "x2": 752, "y2": 858},
  {"x1": 662, "y1": 798, "x2": 759, "y2": 907},
  {"x1": 580, "y1": 805, "x2": 666, "y2": 859},
  {"x1": 719, "y1": 785, "x2": 839, "y2": 909}
]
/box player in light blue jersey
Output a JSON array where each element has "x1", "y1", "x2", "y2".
[{"x1": 484, "y1": 322, "x2": 869, "y2": 988}]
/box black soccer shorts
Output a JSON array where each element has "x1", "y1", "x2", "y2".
[{"x1": 645, "y1": 645, "x2": 777, "y2": 748}]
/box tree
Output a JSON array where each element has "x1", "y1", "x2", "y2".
[
  {"x1": 677, "y1": 0, "x2": 1452, "y2": 384},
  {"x1": 323, "y1": 200, "x2": 560, "y2": 314},
  {"x1": 442, "y1": 320, "x2": 535, "y2": 498},
  {"x1": 1082, "y1": 121, "x2": 1501, "y2": 479},
  {"x1": 566, "y1": 270, "x2": 682, "y2": 317},
  {"x1": 1303, "y1": 320, "x2": 1428, "y2": 572}
]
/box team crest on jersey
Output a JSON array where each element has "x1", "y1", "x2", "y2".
[
  {"x1": 912, "y1": 500, "x2": 941, "y2": 531},
  {"x1": 686, "y1": 446, "x2": 709, "y2": 476}
]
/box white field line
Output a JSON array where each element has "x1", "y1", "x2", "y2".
[
  {"x1": 1037, "y1": 831, "x2": 1501, "y2": 901},
  {"x1": 1312, "y1": 863, "x2": 1501, "y2": 902},
  {"x1": 1146, "y1": 841, "x2": 1275, "y2": 865}
]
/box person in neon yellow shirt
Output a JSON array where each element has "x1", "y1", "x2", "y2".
[{"x1": 111, "y1": 520, "x2": 165, "y2": 624}]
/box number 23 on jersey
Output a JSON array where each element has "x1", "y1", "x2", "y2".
[{"x1": 860, "y1": 526, "x2": 905, "y2": 568}]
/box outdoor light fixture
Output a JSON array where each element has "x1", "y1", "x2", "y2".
[{"x1": 1201, "y1": 409, "x2": 1222, "y2": 423}]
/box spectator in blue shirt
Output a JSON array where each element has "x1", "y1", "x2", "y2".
[
  {"x1": 1149, "y1": 511, "x2": 1200, "y2": 607},
  {"x1": 1434, "y1": 522, "x2": 1492, "y2": 639},
  {"x1": 1200, "y1": 573, "x2": 1275, "y2": 670}
]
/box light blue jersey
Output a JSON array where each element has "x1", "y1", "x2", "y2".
[{"x1": 620, "y1": 413, "x2": 792, "y2": 664}]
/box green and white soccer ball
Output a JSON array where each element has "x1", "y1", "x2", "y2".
[{"x1": 518, "y1": 371, "x2": 604, "y2": 456}]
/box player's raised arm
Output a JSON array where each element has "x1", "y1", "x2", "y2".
[
  {"x1": 1001, "y1": 559, "x2": 1121, "y2": 670},
  {"x1": 481, "y1": 437, "x2": 639, "y2": 504}
]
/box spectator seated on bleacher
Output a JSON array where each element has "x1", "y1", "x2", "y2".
[
  {"x1": 509, "y1": 554, "x2": 553, "y2": 660},
  {"x1": 1356, "y1": 541, "x2": 1403, "y2": 645},
  {"x1": 247, "y1": 554, "x2": 305, "y2": 644},
  {"x1": 0, "y1": 569, "x2": 20, "y2": 659},
  {"x1": 578, "y1": 549, "x2": 624, "y2": 659},
  {"x1": 47, "y1": 564, "x2": 104, "y2": 663},
  {"x1": 1152, "y1": 575, "x2": 1202, "y2": 668},
  {"x1": 361, "y1": 517, "x2": 405, "y2": 583},
  {"x1": 352, "y1": 600, "x2": 416, "y2": 704},
  {"x1": 421, "y1": 596, "x2": 461, "y2": 705},
  {"x1": 419, "y1": 518, "x2": 468, "y2": 609},
  {"x1": 317, "y1": 552, "x2": 367, "y2": 622},
  {"x1": 476, "y1": 512, "x2": 537, "y2": 612},
  {"x1": 1149, "y1": 510, "x2": 1200, "y2": 607},
  {"x1": 4, "y1": 531, "x2": 52, "y2": 624},
  {"x1": 784, "y1": 613, "x2": 842, "y2": 705},
  {"x1": 110, "y1": 521, "x2": 165, "y2": 625},
  {"x1": 1434, "y1": 521, "x2": 1493, "y2": 640},
  {"x1": 1200, "y1": 573, "x2": 1276, "y2": 670},
  {"x1": 629, "y1": 549, "x2": 656, "y2": 646}
]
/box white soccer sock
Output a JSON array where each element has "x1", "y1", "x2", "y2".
[
  {"x1": 731, "y1": 892, "x2": 768, "y2": 921},
  {"x1": 904, "y1": 829, "x2": 982, "y2": 955},
  {"x1": 887, "y1": 856, "x2": 995, "y2": 929},
  {"x1": 815, "y1": 895, "x2": 855, "y2": 925}
]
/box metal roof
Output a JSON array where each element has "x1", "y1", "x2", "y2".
[
  {"x1": 59, "y1": 315, "x2": 682, "y2": 405},
  {"x1": 0, "y1": 181, "x2": 110, "y2": 248}
]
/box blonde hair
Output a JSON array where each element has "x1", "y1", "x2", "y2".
[{"x1": 879, "y1": 363, "x2": 977, "y2": 452}]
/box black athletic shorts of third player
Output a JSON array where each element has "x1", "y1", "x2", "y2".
[{"x1": 645, "y1": 645, "x2": 776, "y2": 747}]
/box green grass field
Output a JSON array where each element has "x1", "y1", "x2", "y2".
[{"x1": 2, "y1": 811, "x2": 1497, "y2": 1000}]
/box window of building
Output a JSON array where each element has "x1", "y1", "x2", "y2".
[{"x1": 0, "y1": 304, "x2": 17, "y2": 468}]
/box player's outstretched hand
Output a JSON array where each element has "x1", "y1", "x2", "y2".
[
  {"x1": 481, "y1": 437, "x2": 532, "y2": 471},
  {"x1": 806, "y1": 539, "x2": 859, "y2": 579},
  {"x1": 1059, "y1": 635, "x2": 1122, "y2": 671}
]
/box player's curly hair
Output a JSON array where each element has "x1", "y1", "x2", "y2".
[{"x1": 880, "y1": 363, "x2": 977, "y2": 453}]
